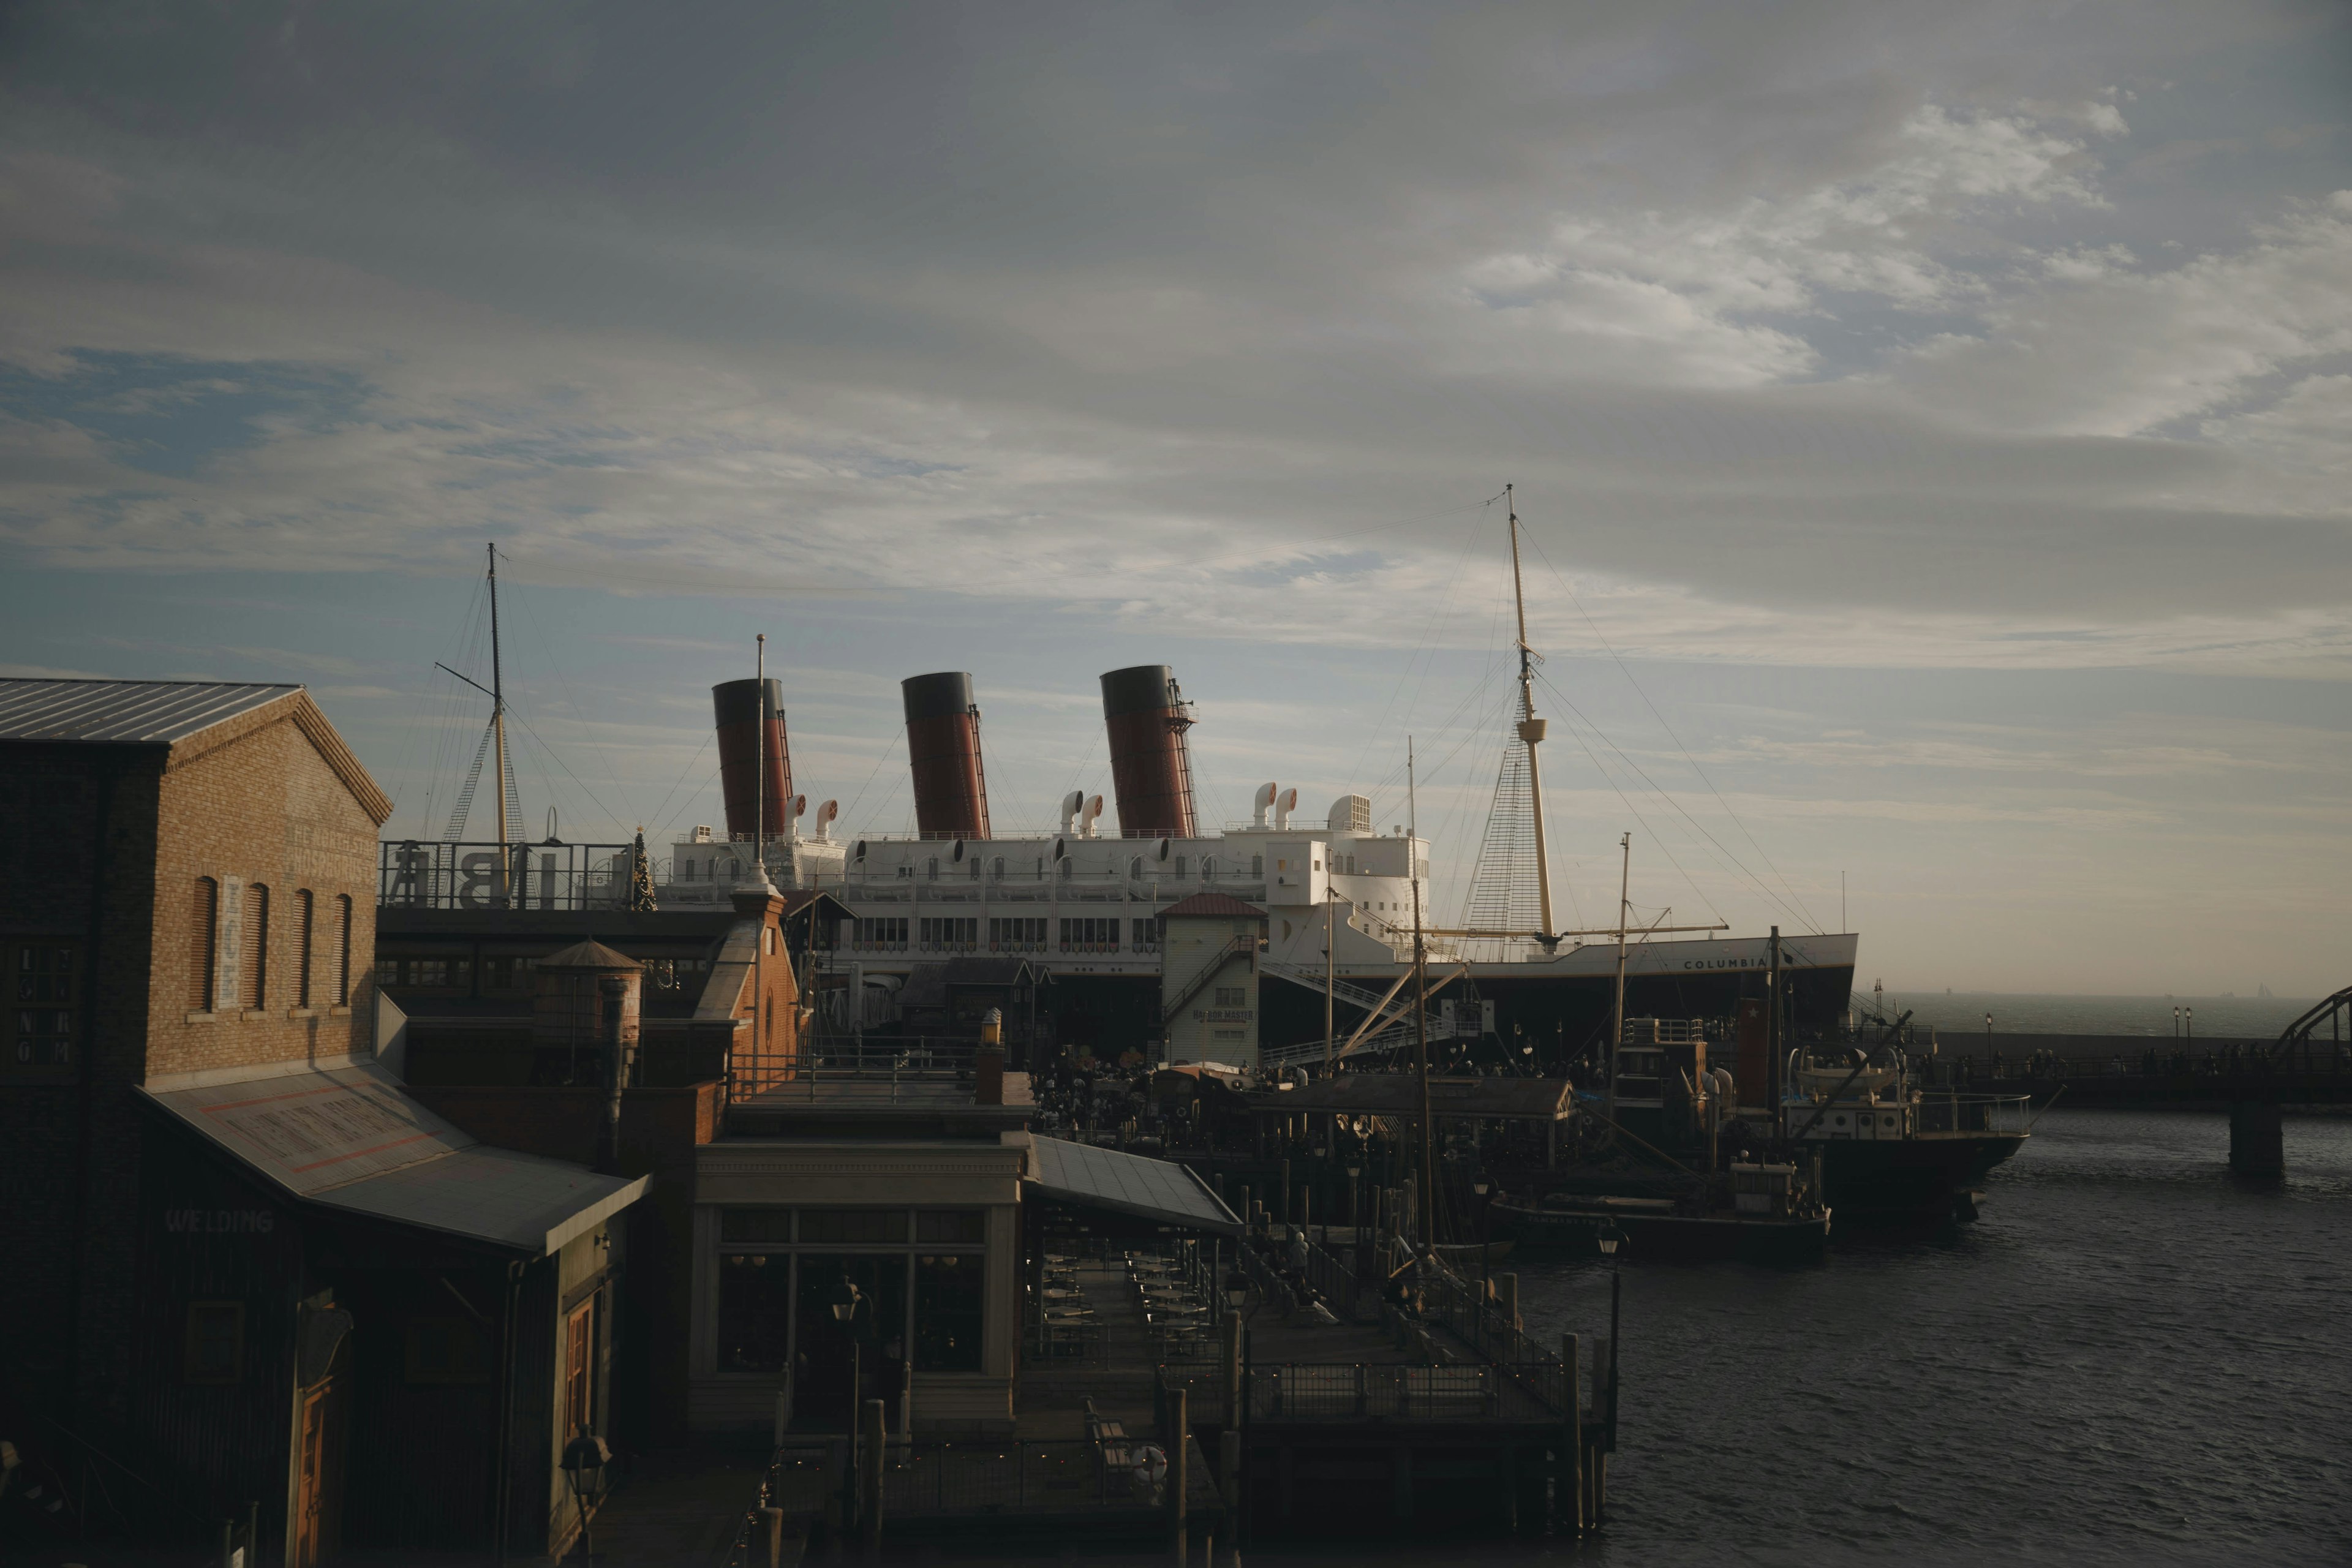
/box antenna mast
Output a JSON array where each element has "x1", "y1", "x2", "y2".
[
  {"x1": 486, "y1": 543, "x2": 513, "y2": 902},
  {"x1": 1506, "y1": 486, "x2": 1556, "y2": 941},
  {"x1": 1409, "y1": 737, "x2": 1435, "y2": 1250},
  {"x1": 1608, "y1": 831, "x2": 1630, "y2": 1125}
]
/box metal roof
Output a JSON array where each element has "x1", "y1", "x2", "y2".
[
  {"x1": 1161, "y1": 892, "x2": 1267, "y2": 921},
  {"x1": 140, "y1": 1062, "x2": 644, "y2": 1256},
  {"x1": 0, "y1": 679, "x2": 299, "y2": 744},
  {"x1": 1027, "y1": 1136, "x2": 1240, "y2": 1234}
]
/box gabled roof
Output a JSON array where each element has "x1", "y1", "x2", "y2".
[
  {"x1": 0, "y1": 679, "x2": 297, "y2": 743},
  {"x1": 0, "y1": 679, "x2": 392, "y2": 823},
  {"x1": 1161, "y1": 892, "x2": 1267, "y2": 921}
]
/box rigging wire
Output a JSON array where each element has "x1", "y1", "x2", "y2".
[
  {"x1": 1539, "y1": 687, "x2": 1727, "y2": 927},
  {"x1": 1346, "y1": 489, "x2": 1509, "y2": 790},
  {"x1": 642, "y1": 732, "x2": 715, "y2": 840},
  {"x1": 1518, "y1": 526, "x2": 1823, "y2": 931},
  {"x1": 507, "y1": 561, "x2": 642, "y2": 828}
]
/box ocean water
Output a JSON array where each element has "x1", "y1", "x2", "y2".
[
  {"x1": 1232, "y1": 1109, "x2": 2352, "y2": 1566},
  {"x1": 1859, "y1": 991, "x2": 2322, "y2": 1042}
]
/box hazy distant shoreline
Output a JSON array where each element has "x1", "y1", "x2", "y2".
[{"x1": 1859, "y1": 990, "x2": 2319, "y2": 1039}]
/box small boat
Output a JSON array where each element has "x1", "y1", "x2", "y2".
[{"x1": 1492, "y1": 1169, "x2": 1829, "y2": 1265}]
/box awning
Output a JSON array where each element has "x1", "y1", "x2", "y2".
[
  {"x1": 140, "y1": 1063, "x2": 645, "y2": 1257},
  {"x1": 1025, "y1": 1136, "x2": 1240, "y2": 1235}
]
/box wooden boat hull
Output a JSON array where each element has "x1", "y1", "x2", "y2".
[{"x1": 1491, "y1": 1201, "x2": 1828, "y2": 1265}]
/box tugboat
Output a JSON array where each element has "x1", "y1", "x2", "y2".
[{"x1": 1778, "y1": 1022, "x2": 2032, "y2": 1224}]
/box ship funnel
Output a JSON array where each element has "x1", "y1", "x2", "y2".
[
  {"x1": 712, "y1": 678, "x2": 792, "y2": 841},
  {"x1": 1101, "y1": 665, "x2": 1198, "y2": 839},
  {"x1": 902, "y1": 671, "x2": 991, "y2": 840}
]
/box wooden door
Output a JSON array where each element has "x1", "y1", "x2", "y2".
[{"x1": 295, "y1": 1385, "x2": 329, "y2": 1567}]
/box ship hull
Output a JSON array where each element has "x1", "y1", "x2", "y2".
[{"x1": 1800, "y1": 1133, "x2": 2026, "y2": 1225}]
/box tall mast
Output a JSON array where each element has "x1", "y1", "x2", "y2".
[
  {"x1": 1409, "y1": 737, "x2": 1435, "y2": 1249},
  {"x1": 752, "y1": 633, "x2": 770, "y2": 1090},
  {"x1": 1608, "y1": 831, "x2": 1630, "y2": 1125},
  {"x1": 1506, "y1": 486, "x2": 1556, "y2": 940},
  {"x1": 1324, "y1": 880, "x2": 1336, "y2": 1076},
  {"x1": 487, "y1": 543, "x2": 512, "y2": 902}
]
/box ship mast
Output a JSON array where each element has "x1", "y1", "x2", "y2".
[
  {"x1": 1504, "y1": 486, "x2": 1556, "y2": 942},
  {"x1": 487, "y1": 543, "x2": 513, "y2": 900},
  {"x1": 1608, "y1": 831, "x2": 1630, "y2": 1124},
  {"x1": 1409, "y1": 736, "x2": 1435, "y2": 1250}
]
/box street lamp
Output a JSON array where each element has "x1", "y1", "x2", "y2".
[
  {"x1": 1596, "y1": 1219, "x2": 1626, "y2": 1490},
  {"x1": 831, "y1": 1281, "x2": 864, "y2": 1437},
  {"x1": 1471, "y1": 1180, "x2": 1493, "y2": 1344},
  {"x1": 560, "y1": 1426, "x2": 611, "y2": 1562}
]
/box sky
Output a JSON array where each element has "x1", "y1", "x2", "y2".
[{"x1": 1, "y1": 1, "x2": 2348, "y2": 996}]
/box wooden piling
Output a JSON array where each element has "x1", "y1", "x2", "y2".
[
  {"x1": 1223, "y1": 1313, "x2": 1243, "y2": 1428},
  {"x1": 858, "y1": 1398, "x2": 886, "y2": 1561},
  {"x1": 1168, "y1": 1387, "x2": 1189, "y2": 1564},
  {"x1": 1558, "y1": 1332, "x2": 1583, "y2": 1536}
]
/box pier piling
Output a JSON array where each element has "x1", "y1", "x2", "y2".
[
  {"x1": 2229, "y1": 1099, "x2": 2285, "y2": 1175},
  {"x1": 1559, "y1": 1332, "x2": 1583, "y2": 1536}
]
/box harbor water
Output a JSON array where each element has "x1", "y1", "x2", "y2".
[{"x1": 1231, "y1": 1109, "x2": 2351, "y2": 1566}]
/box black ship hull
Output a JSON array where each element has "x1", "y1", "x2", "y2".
[
  {"x1": 1493, "y1": 1200, "x2": 1829, "y2": 1265},
  {"x1": 1803, "y1": 1133, "x2": 2026, "y2": 1225}
]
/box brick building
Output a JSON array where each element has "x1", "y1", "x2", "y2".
[{"x1": 0, "y1": 680, "x2": 644, "y2": 1564}]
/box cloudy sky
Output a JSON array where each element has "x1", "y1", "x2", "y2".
[{"x1": 2, "y1": 1, "x2": 2348, "y2": 995}]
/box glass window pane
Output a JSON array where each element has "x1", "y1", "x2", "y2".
[
  {"x1": 716, "y1": 1253, "x2": 792, "y2": 1374},
  {"x1": 720, "y1": 1208, "x2": 793, "y2": 1243},
  {"x1": 797, "y1": 1209, "x2": 907, "y2": 1245},
  {"x1": 915, "y1": 1255, "x2": 985, "y2": 1372},
  {"x1": 793, "y1": 1254, "x2": 910, "y2": 1423},
  {"x1": 915, "y1": 1210, "x2": 986, "y2": 1245}
]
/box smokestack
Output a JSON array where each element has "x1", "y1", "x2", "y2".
[
  {"x1": 712, "y1": 678, "x2": 792, "y2": 841},
  {"x1": 902, "y1": 671, "x2": 991, "y2": 840},
  {"x1": 1100, "y1": 665, "x2": 1197, "y2": 839}
]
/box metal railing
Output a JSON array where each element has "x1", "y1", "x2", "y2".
[
  {"x1": 883, "y1": 1440, "x2": 1168, "y2": 1515},
  {"x1": 1246, "y1": 1363, "x2": 1558, "y2": 1423}
]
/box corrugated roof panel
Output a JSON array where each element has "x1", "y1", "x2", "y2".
[
  {"x1": 312, "y1": 1145, "x2": 647, "y2": 1255},
  {"x1": 0, "y1": 679, "x2": 299, "y2": 744},
  {"x1": 1027, "y1": 1136, "x2": 1240, "y2": 1234}
]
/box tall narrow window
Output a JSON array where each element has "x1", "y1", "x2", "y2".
[
  {"x1": 294, "y1": 890, "x2": 315, "y2": 1008},
  {"x1": 241, "y1": 883, "x2": 270, "y2": 1010},
  {"x1": 192, "y1": 878, "x2": 219, "y2": 1010},
  {"x1": 334, "y1": 895, "x2": 353, "y2": 1006}
]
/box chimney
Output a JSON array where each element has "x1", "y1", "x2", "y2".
[
  {"x1": 1100, "y1": 665, "x2": 1197, "y2": 839},
  {"x1": 974, "y1": 1006, "x2": 1005, "y2": 1106},
  {"x1": 712, "y1": 678, "x2": 793, "y2": 841},
  {"x1": 902, "y1": 672, "x2": 991, "y2": 839}
]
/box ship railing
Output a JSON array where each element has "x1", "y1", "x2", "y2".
[{"x1": 1239, "y1": 1363, "x2": 1560, "y2": 1424}]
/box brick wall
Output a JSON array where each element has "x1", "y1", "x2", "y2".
[{"x1": 146, "y1": 710, "x2": 381, "y2": 1081}]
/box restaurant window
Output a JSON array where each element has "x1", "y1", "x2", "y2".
[
  {"x1": 916, "y1": 1210, "x2": 986, "y2": 1245},
  {"x1": 799, "y1": 1209, "x2": 908, "y2": 1245},
  {"x1": 184, "y1": 1302, "x2": 245, "y2": 1385},
  {"x1": 241, "y1": 883, "x2": 269, "y2": 1010},
  {"x1": 7, "y1": 941, "x2": 78, "y2": 1072},
  {"x1": 293, "y1": 890, "x2": 314, "y2": 1008},
  {"x1": 721, "y1": 1207, "x2": 794, "y2": 1243},
  {"x1": 404, "y1": 1316, "x2": 491, "y2": 1384},
  {"x1": 716, "y1": 1253, "x2": 793, "y2": 1374},
  {"x1": 191, "y1": 878, "x2": 218, "y2": 1009},
  {"x1": 914, "y1": 1254, "x2": 984, "y2": 1372}
]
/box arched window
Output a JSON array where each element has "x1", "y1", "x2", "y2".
[
  {"x1": 191, "y1": 878, "x2": 218, "y2": 1010},
  {"x1": 969, "y1": 857, "x2": 980, "y2": 880},
  {"x1": 1200, "y1": 857, "x2": 1216, "y2": 881},
  {"x1": 1251, "y1": 854, "x2": 1264, "y2": 877},
  {"x1": 991, "y1": 857, "x2": 1005, "y2": 881},
  {"x1": 294, "y1": 890, "x2": 315, "y2": 1008},
  {"x1": 927, "y1": 858, "x2": 940, "y2": 881},
  {"x1": 1058, "y1": 858, "x2": 1073, "y2": 881},
  {"x1": 333, "y1": 895, "x2": 353, "y2": 1006},
  {"x1": 1173, "y1": 856, "x2": 1187, "y2": 879},
  {"x1": 241, "y1": 883, "x2": 270, "y2": 1011}
]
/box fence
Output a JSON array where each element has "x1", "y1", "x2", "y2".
[
  {"x1": 883, "y1": 1440, "x2": 1169, "y2": 1516},
  {"x1": 1411, "y1": 1259, "x2": 1573, "y2": 1416},
  {"x1": 1245, "y1": 1363, "x2": 1559, "y2": 1424}
]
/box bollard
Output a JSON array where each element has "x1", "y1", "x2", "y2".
[
  {"x1": 761, "y1": 1504, "x2": 785, "y2": 1568},
  {"x1": 858, "y1": 1398, "x2": 886, "y2": 1561},
  {"x1": 2230, "y1": 1099, "x2": 2285, "y2": 1176},
  {"x1": 1223, "y1": 1313, "x2": 1243, "y2": 1429},
  {"x1": 1168, "y1": 1387, "x2": 1189, "y2": 1564}
]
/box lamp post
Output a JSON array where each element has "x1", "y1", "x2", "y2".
[
  {"x1": 1985, "y1": 1012, "x2": 1993, "y2": 1080},
  {"x1": 1471, "y1": 1179, "x2": 1493, "y2": 1347},
  {"x1": 832, "y1": 1282, "x2": 864, "y2": 1436},
  {"x1": 1596, "y1": 1218, "x2": 1625, "y2": 1505},
  {"x1": 560, "y1": 1427, "x2": 611, "y2": 1562}
]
